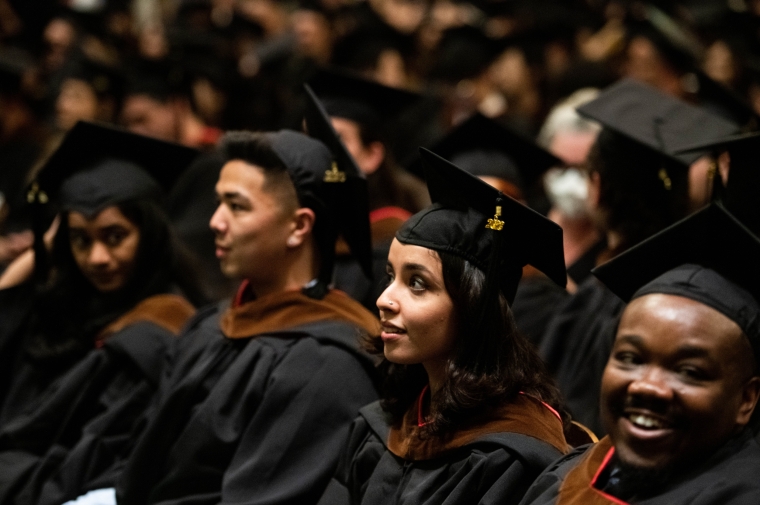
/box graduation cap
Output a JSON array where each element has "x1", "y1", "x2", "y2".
[
  {"x1": 397, "y1": 148, "x2": 566, "y2": 305},
  {"x1": 28, "y1": 121, "x2": 200, "y2": 279},
  {"x1": 414, "y1": 113, "x2": 562, "y2": 199},
  {"x1": 32, "y1": 121, "x2": 200, "y2": 213},
  {"x1": 688, "y1": 70, "x2": 760, "y2": 128},
  {"x1": 577, "y1": 78, "x2": 740, "y2": 167},
  {"x1": 592, "y1": 203, "x2": 760, "y2": 349},
  {"x1": 428, "y1": 25, "x2": 506, "y2": 83},
  {"x1": 62, "y1": 55, "x2": 124, "y2": 101},
  {"x1": 307, "y1": 67, "x2": 421, "y2": 132},
  {"x1": 675, "y1": 131, "x2": 760, "y2": 236},
  {"x1": 302, "y1": 84, "x2": 373, "y2": 280},
  {"x1": 0, "y1": 48, "x2": 33, "y2": 94}
]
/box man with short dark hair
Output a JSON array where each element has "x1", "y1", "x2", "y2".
[
  {"x1": 63, "y1": 123, "x2": 379, "y2": 505},
  {"x1": 520, "y1": 203, "x2": 760, "y2": 505}
]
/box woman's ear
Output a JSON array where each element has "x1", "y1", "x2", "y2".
[{"x1": 286, "y1": 208, "x2": 316, "y2": 248}]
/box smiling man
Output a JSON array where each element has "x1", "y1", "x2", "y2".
[{"x1": 519, "y1": 203, "x2": 760, "y2": 505}]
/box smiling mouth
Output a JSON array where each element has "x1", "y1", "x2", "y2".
[
  {"x1": 627, "y1": 413, "x2": 668, "y2": 430},
  {"x1": 380, "y1": 323, "x2": 405, "y2": 339}
]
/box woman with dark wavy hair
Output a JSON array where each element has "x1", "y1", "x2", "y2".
[
  {"x1": 318, "y1": 148, "x2": 571, "y2": 505},
  {"x1": 0, "y1": 122, "x2": 204, "y2": 504}
]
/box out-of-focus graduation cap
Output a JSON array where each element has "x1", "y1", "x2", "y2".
[
  {"x1": 675, "y1": 131, "x2": 760, "y2": 235},
  {"x1": 307, "y1": 67, "x2": 421, "y2": 130},
  {"x1": 592, "y1": 203, "x2": 760, "y2": 346},
  {"x1": 414, "y1": 113, "x2": 562, "y2": 199},
  {"x1": 302, "y1": 84, "x2": 373, "y2": 280},
  {"x1": 0, "y1": 48, "x2": 33, "y2": 94},
  {"x1": 31, "y1": 121, "x2": 200, "y2": 215},
  {"x1": 397, "y1": 148, "x2": 566, "y2": 305},
  {"x1": 28, "y1": 121, "x2": 200, "y2": 279},
  {"x1": 63, "y1": 55, "x2": 124, "y2": 101},
  {"x1": 428, "y1": 25, "x2": 504, "y2": 83},
  {"x1": 577, "y1": 78, "x2": 740, "y2": 166},
  {"x1": 689, "y1": 70, "x2": 760, "y2": 128}
]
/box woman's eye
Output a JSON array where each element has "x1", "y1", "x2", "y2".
[
  {"x1": 70, "y1": 233, "x2": 90, "y2": 250},
  {"x1": 105, "y1": 231, "x2": 127, "y2": 246},
  {"x1": 409, "y1": 276, "x2": 426, "y2": 291},
  {"x1": 383, "y1": 272, "x2": 394, "y2": 287}
]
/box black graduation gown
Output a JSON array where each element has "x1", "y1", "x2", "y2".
[
  {"x1": 511, "y1": 272, "x2": 569, "y2": 348},
  {"x1": 0, "y1": 293, "x2": 195, "y2": 505},
  {"x1": 537, "y1": 277, "x2": 625, "y2": 436},
  {"x1": 116, "y1": 293, "x2": 379, "y2": 505},
  {"x1": 0, "y1": 284, "x2": 35, "y2": 409},
  {"x1": 318, "y1": 396, "x2": 568, "y2": 505},
  {"x1": 0, "y1": 322, "x2": 177, "y2": 505},
  {"x1": 519, "y1": 431, "x2": 760, "y2": 505}
]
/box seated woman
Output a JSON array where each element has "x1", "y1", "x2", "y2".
[
  {"x1": 0, "y1": 122, "x2": 203, "y2": 505},
  {"x1": 319, "y1": 148, "x2": 571, "y2": 505}
]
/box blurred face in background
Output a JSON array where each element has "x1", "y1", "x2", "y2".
[
  {"x1": 56, "y1": 78, "x2": 99, "y2": 131},
  {"x1": 68, "y1": 206, "x2": 141, "y2": 292},
  {"x1": 121, "y1": 94, "x2": 178, "y2": 142}
]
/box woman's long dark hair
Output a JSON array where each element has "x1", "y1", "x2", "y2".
[
  {"x1": 24, "y1": 200, "x2": 206, "y2": 369},
  {"x1": 368, "y1": 250, "x2": 568, "y2": 438}
]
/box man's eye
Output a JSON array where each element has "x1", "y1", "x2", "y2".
[
  {"x1": 676, "y1": 366, "x2": 707, "y2": 381},
  {"x1": 614, "y1": 351, "x2": 641, "y2": 366}
]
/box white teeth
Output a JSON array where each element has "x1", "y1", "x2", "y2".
[{"x1": 629, "y1": 414, "x2": 664, "y2": 429}]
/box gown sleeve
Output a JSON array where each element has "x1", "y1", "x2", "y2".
[{"x1": 216, "y1": 336, "x2": 378, "y2": 505}]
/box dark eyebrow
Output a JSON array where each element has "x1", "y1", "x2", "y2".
[
  {"x1": 673, "y1": 345, "x2": 710, "y2": 360},
  {"x1": 219, "y1": 191, "x2": 245, "y2": 200},
  {"x1": 616, "y1": 334, "x2": 644, "y2": 347},
  {"x1": 401, "y1": 263, "x2": 433, "y2": 275}
]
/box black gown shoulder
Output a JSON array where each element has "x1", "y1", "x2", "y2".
[
  {"x1": 0, "y1": 320, "x2": 178, "y2": 505},
  {"x1": 116, "y1": 312, "x2": 379, "y2": 505},
  {"x1": 319, "y1": 401, "x2": 566, "y2": 505},
  {"x1": 537, "y1": 277, "x2": 625, "y2": 436},
  {"x1": 520, "y1": 431, "x2": 760, "y2": 505}
]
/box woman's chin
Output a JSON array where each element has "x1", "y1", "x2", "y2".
[{"x1": 383, "y1": 345, "x2": 419, "y2": 366}]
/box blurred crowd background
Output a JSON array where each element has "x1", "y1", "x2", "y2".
[{"x1": 1, "y1": 0, "x2": 759, "y2": 272}]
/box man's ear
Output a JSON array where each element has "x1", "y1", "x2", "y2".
[
  {"x1": 360, "y1": 141, "x2": 385, "y2": 175},
  {"x1": 286, "y1": 208, "x2": 316, "y2": 248},
  {"x1": 736, "y1": 376, "x2": 760, "y2": 428}
]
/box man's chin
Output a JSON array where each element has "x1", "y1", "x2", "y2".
[{"x1": 609, "y1": 453, "x2": 675, "y2": 498}]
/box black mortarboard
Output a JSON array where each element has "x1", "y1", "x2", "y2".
[
  {"x1": 241, "y1": 129, "x2": 361, "y2": 293},
  {"x1": 63, "y1": 55, "x2": 124, "y2": 101},
  {"x1": 32, "y1": 121, "x2": 200, "y2": 215},
  {"x1": 302, "y1": 84, "x2": 373, "y2": 280},
  {"x1": 0, "y1": 48, "x2": 33, "y2": 94},
  {"x1": 675, "y1": 131, "x2": 760, "y2": 236},
  {"x1": 577, "y1": 78, "x2": 740, "y2": 167},
  {"x1": 397, "y1": 148, "x2": 566, "y2": 305},
  {"x1": 689, "y1": 70, "x2": 760, "y2": 128},
  {"x1": 592, "y1": 203, "x2": 760, "y2": 350},
  {"x1": 428, "y1": 25, "x2": 505, "y2": 83},
  {"x1": 415, "y1": 113, "x2": 562, "y2": 198},
  {"x1": 307, "y1": 67, "x2": 421, "y2": 131},
  {"x1": 28, "y1": 121, "x2": 200, "y2": 279}
]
